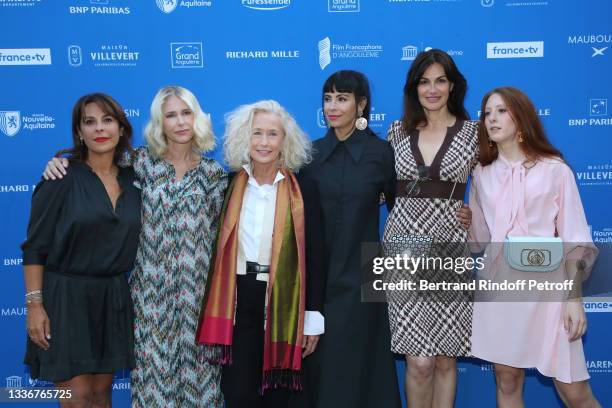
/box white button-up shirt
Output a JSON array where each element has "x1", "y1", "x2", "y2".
[{"x1": 239, "y1": 164, "x2": 324, "y2": 336}]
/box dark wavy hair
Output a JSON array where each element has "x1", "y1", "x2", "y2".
[
  {"x1": 478, "y1": 86, "x2": 563, "y2": 166},
  {"x1": 401, "y1": 49, "x2": 469, "y2": 134},
  {"x1": 322, "y1": 70, "x2": 372, "y2": 123},
  {"x1": 58, "y1": 93, "x2": 133, "y2": 164}
]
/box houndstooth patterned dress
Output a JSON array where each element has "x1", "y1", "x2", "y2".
[
  {"x1": 383, "y1": 120, "x2": 478, "y2": 356},
  {"x1": 129, "y1": 147, "x2": 227, "y2": 407}
]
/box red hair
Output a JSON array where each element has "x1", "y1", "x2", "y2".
[{"x1": 477, "y1": 87, "x2": 563, "y2": 166}]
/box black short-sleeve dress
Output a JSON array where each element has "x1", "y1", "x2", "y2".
[{"x1": 21, "y1": 161, "x2": 141, "y2": 382}]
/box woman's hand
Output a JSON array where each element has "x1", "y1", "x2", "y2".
[
  {"x1": 27, "y1": 302, "x2": 51, "y2": 350},
  {"x1": 563, "y1": 300, "x2": 587, "y2": 342},
  {"x1": 302, "y1": 335, "x2": 320, "y2": 358},
  {"x1": 456, "y1": 203, "x2": 472, "y2": 229},
  {"x1": 43, "y1": 157, "x2": 69, "y2": 180}
]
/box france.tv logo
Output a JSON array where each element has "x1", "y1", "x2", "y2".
[{"x1": 170, "y1": 42, "x2": 203, "y2": 68}]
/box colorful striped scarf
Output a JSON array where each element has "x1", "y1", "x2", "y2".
[{"x1": 196, "y1": 168, "x2": 306, "y2": 392}]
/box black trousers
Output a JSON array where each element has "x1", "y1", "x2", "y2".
[{"x1": 221, "y1": 274, "x2": 290, "y2": 408}]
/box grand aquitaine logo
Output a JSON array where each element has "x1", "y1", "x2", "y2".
[
  {"x1": 0, "y1": 111, "x2": 56, "y2": 137},
  {"x1": 328, "y1": 0, "x2": 359, "y2": 12},
  {"x1": 155, "y1": 0, "x2": 212, "y2": 13},
  {"x1": 69, "y1": 0, "x2": 130, "y2": 14},
  {"x1": 170, "y1": 42, "x2": 203, "y2": 68},
  {"x1": 318, "y1": 36, "x2": 383, "y2": 70}
]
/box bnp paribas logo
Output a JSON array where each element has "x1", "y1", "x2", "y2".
[
  {"x1": 156, "y1": 0, "x2": 177, "y2": 13},
  {"x1": 0, "y1": 111, "x2": 21, "y2": 137}
]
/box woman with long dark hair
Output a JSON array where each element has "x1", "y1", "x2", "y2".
[
  {"x1": 383, "y1": 49, "x2": 479, "y2": 407},
  {"x1": 469, "y1": 87, "x2": 600, "y2": 408},
  {"x1": 22, "y1": 93, "x2": 140, "y2": 407}
]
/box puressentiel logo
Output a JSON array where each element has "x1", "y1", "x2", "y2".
[
  {"x1": 0, "y1": 48, "x2": 51, "y2": 66},
  {"x1": 170, "y1": 42, "x2": 203, "y2": 68},
  {"x1": 241, "y1": 0, "x2": 290, "y2": 10},
  {"x1": 486, "y1": 41, "x2": 543, "y2": 59}
]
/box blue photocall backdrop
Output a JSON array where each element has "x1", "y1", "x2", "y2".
[{"x1": 1, "y1": 1, "x2": 611, "y2": 407}]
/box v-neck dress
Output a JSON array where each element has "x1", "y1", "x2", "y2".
[
  {"x1": 383, "y1": 119, "x2": 479, "y2": 356},
  {"x1": 21, "y1": 162, "x2": 141, "y2": 381},
  {"x1": 128, "y1": 147, "x2": 227, "y2": 408}
]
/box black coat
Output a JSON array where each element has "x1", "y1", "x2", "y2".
[{"x1": 294, "y1": 128, "x2": 401, "y2": 408}]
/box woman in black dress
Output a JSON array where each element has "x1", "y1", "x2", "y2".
[
  {"x1": 22, "y1": 93, "x2": 141, "y2": 407},
  {"x1": 297, "y1": 70, "x2": 401, "y2": 408}
]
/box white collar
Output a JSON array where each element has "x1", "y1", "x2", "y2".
[{"x1": 242, "y1": 163, "x2": 285, "y2": 187}]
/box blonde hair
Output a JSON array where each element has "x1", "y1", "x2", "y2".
[
  {"x1": 145, "y1": 86, "x2": 215, "y2": 158},
  {"x1": 224, "y1": 100, "x2": 312, "y2": 171}
]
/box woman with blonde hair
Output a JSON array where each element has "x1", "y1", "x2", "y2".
[
  {"x1": 197, "y1": 100, "x2": 325, "y2": 408},
  {"x1": 44, "y1": 86, "x2": 227, "y2": 407}
]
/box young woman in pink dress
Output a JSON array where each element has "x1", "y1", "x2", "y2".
[{"x1": 468, "y1": 86, "x2": 601, "y2": 408}]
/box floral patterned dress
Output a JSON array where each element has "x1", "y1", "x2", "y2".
[{"x1": 129, "y1": 147, "x2": 227, "y2": 408}]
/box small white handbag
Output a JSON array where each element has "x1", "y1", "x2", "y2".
[{"x1": 504, "y1": 236, "x2": 563, "y2": 272}]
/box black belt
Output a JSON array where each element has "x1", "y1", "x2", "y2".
[
  {"x1": 246, "y1": 261, "x2": 270, "y2": 274},
  {"x1": 396, "y1": 179, "x2": 466, "y2": 200}
]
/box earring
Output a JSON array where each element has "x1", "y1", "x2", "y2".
[
  {"x1": 517, "y1": 131, "x2": 524, "y2": 143},
  {"x1": 488, "y1": 138, "x2": 493, "y2": 148},
  {"x1": 79, "y1": 138, "x2": 84, "y2": 145},
  {"x1": 355, "y1": 110, "x2": 368, "y2": 131}
]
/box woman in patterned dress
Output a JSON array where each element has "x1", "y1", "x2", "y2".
[
  {"x1": 383, "y1": 49, "x2": 478, "y2": 408},
  {"x1": 43, "y1": 86, "x2": 227, "y2": 407}
]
